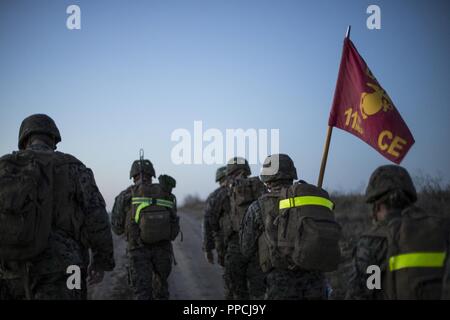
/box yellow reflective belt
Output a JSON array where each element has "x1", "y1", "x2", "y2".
[
  {"x1": 132, "y1": 197, "x2": 174, "y2": 223},
  {"x1": 389, "y1": 252, "x2": 446, "y2": 271},
  {"x1": 279, "y1": 196, "x2": 334, "y2": 210}
]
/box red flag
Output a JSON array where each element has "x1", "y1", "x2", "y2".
[{"x1": 328, "y1": 38, "x2": 415, "y2": 164}]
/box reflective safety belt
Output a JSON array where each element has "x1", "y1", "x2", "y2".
[
  {"x1": 279, "y1": 196, "x2": 334, "y2": 210},
  {"x1": 132, "y1": 197, "x2": 174, "y2": 223},
  {"x1": 389, "y1": 252, "x2": 447, "y2": 271}
]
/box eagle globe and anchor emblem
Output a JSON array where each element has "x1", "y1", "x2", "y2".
[{"x1": 360, "y1": 68, "x2": 394, "y2": 119}]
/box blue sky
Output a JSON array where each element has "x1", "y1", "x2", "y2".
[{"x1": 1, "y1": 0, "x2": 449, "y2": 210}]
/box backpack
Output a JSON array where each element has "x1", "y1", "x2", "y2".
[
  {"x1": 131, "y1": 183, "x2": 179, "y2": 245},
  {"x1": 368, "y1": 207, "x2": 449, "y2": 299},
  {"x1": 229, "y1": 177, "x2": 266, "y2": 233},
  {"x1": 259, "y1": 181, "x2": 342, "y2": 272},
  {"x1": 0, "y1": 150, "x2": 55, "y2": 261},
  {"x1": 258, "y1": 192, "x2": 285, "y2": 272}
]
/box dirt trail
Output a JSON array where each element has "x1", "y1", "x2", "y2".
[{"x1": 89, "y1": 210, "x2": 224, "y2": 300}]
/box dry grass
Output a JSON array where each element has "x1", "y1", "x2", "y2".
[
  {"x1": 179, "y1": 177, "x2": 450, "y2": 300},
  {"x1": 327, "y1": 180, "x2": 450, "y2": 299}
]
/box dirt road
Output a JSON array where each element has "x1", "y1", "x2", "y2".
[{"x1": 89, "y1": 210, "x2": 225, "y2": 300}]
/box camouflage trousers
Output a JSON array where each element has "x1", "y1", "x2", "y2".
[
  {"x1": 224, "y1": 235, "x2": 266, "y2": 300},
  {"x1": 265, "y1": 269, "x2": 327, "y2": 300},
  {"x1": 127, "y1": 241, "x2": 173, "y2": 300},
  {"x1": 0, "y1": 271, "x2": 86, "y2": 300}
]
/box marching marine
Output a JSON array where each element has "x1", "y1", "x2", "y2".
[
  {"x1": 111, "y1": 155, "x2": 179, "y2": 300},
  {"x1": 0, "y1": 114, "x2": 115, "y2": 300},
  {"x1": 346, "y1": 165, "x2": 450, "y2": 299},
  {"x1": 241, "y1": 154, "x2": 340, "y2": 299}
]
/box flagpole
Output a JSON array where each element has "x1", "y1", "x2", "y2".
[{"x1": 317, "y1": 25, "x2": 351, "y2": 188}]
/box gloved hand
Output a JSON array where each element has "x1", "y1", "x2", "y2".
[{"x1": 205, "y1": 250, "x2": 214, "y2": 264}]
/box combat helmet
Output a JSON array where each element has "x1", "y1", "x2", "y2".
[
  {"x1": 130, "y1": 159, "x2": 156, "y2": 179},
  {"x1": 226, "y1": 157, "x2": 251, "y2": 177},
  {"x1": 215, "y1": 166, "x2": 227, "y2": 182},
  {"x1": 365, "y1": 165, "x2": 417, "y2": 204},
  {"x1": 260, "y1": 154, "x2": 298, "y2": 183},
  {"x1": 18, "y1": 114, "x2": 61, "y2": 150}
]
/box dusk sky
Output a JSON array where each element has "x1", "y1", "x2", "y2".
[{"x1": 1, "y1": 0, "x2": 449, "y2": 210}]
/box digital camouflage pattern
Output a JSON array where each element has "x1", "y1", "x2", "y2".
[
  {"x1": 129, "y1": 159, "x2": 156, "y2": 179},
  {"x1": 241, "y1": 192, "x2": 327, "y2": 300},
  {"x1": 111, "y1": 181, "x2": 177, "y2": 300},
  {"x1": 365, "y1": 165, "x2": 417, "y2": 204},
  {"x1": 348, "y1": 164, "x2": 450, "y2": 300},
  {"x1": 346, "y1": 208, "x2": 450, "y2": 300},
  {"x1": 204, "y1": 184, "x2": 232, "y2": 298},
  {"x1": 345, "y1": 220, "x2": 388, "y2": 300},
  {"x1": 208, "y1": 170, "x2": 266, "y2": 300},
  {"x1": 226, "y1": 157, "x2": 251, "y2": 177},
  {"x1": 202, "y1": 185, "x2": 228, "y2": 255},
  {"x1": 259, "y1": 154, "x2": 298, "y2": 183},
  {"x1": 18, "y1": 114, "x2": 61, "y2": 150},
  {"x1": 0, "y1": 143, "x2": 115, "y2": 300},
  {"x1": 265, "y1": 269, "x2": 326, "y2": 300},
  {"x1": 127, "y1": 242, "x2": 173, "y2": 300},
  {"x1": 225, "y1": 234, "x2": 266, "y2": 300},
  {"x1": 215, "y1": 166, "x2": 227, "y2": 183}
]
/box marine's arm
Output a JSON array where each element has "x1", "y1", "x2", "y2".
[
  {"x1": 240, "y1": 200, "x2": 263, "y2": 259},
  {"x1": 345, "y1": 235, "x2": 387, "y2": 300},
  {"x1": 203, "y1": 192, "x2": 217, "y2": 252},
  {"x1": 209, "y1": 187, "x2": 228, "y2": 233},
  {"x1": 110, "y1": 189, "x2": 131, "y2": 236},
  {"x1": 76, "y1": 165, "x2": 115, "y2": 273}
]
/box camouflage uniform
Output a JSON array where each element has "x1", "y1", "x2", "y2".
[
  {"x1": 0, "y1": 115, "x2": 115, "y2": 300},
  {"x1": 345, "y1": 215, "x2": 392, "y2": 300},
  {"x1": 207, "y1": 185, "x2": 235, "y2": 299},
  {"x1": 346, "y1": 165, "x2": 450, "y2": 300},
  {"x1": 111, "y1": 177, "x2": 177, "y2": 300},
  {"x1": 203, "y1": 166, "x2": 228, "y2": 263},
  {"x1": 203, "y1": 184, "x2": 229, "y2": 301},
  {"x1": 210, "y1": 158, "x2": 266, "y2": 300},
  {"x1": 203, "y1": 186, "x2": 227, "y2": 261},
  {"x1": 225, "y1": 232, "x2": 266, "y2": 300},
  {"x1": 241, "y1": 154, "x2": 327, "y2": 300},
  {"x1": 241, "y1": 187, "x2": 326, "y2": 300}
]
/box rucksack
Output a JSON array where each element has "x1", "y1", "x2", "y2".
[
  {"x1": 229, "y1": 176, "x2": 266, "y2": 233},
  {"x1": 0, "y1": 150, "x2": 55, "y2": 261},
  {"x1": 367, "y1": 207, "x2": 449, "y2": 299},
  {"x1": 131, "y1": 183, "x2": 179, "y2": 245},
  {"x1": 258, "y1": 192, "x2": 284, "y2": 272},
  {"x1": 259, "y1": 181, "x2": 342, "y2": 272}
]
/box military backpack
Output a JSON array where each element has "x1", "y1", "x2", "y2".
[
  {"x1": 0, "y1": 150, "x2": 81, "y2": 261},
  {"x1": 366, "y1": 206, "x2": 449, "y2": 299},
  {"x1": 228, "y1": 176, "x2": 266, "y2": 234},
  {"x1": 258, "y1": 181, "x2": 342, "y2": 272},
  {"x1": 131, "y1": 182, "x2": 179, "y2": 245}
]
